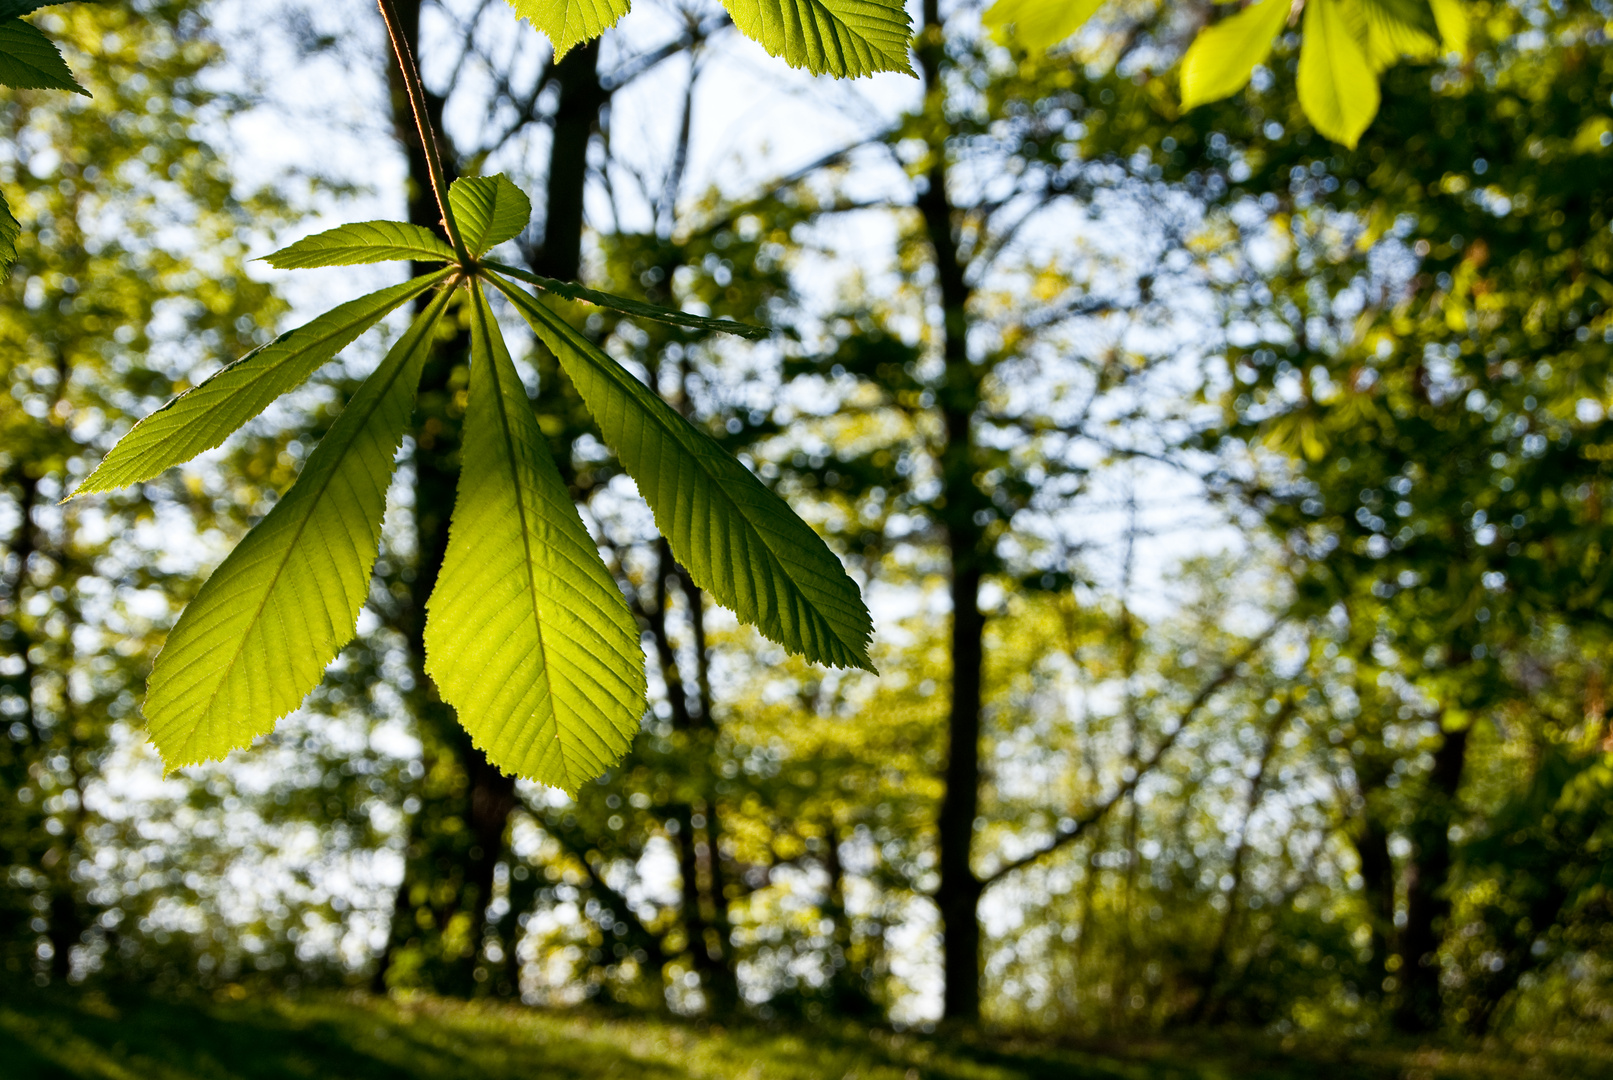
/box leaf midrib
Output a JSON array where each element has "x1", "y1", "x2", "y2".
[{"x1": 473, "y1": 284, "x2": 563, "y2": 779}]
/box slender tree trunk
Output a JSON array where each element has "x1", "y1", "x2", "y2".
[
  {"x1": 914, "y1": 0, "x2": 990, "y2": 1023},
  {"x1": 1393, "y1": 724, "x2": 1469, "y2": 1032}
]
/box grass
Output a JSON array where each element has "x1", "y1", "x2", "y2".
[{"x1": 0, "y1": 987, "x2": 1608, "y2": 1080}]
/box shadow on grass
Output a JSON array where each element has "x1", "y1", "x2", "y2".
[{"x1": 2, "y1": 988, "x2": 1607, "y2": 1080}]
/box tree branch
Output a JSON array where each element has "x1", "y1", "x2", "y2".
[{"x1": 979, "y1": 617, "x2": 1286, "y2": 889}]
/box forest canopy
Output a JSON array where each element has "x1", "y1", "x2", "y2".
[{"x1": 1, "y1": 0, "x2": 1611, "y2": 1068}]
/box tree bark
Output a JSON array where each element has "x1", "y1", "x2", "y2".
[
  {"x1": 914, "y1": 0, "x2": 990, "y2": 1023},
  {"x1": 1391, "y1": 724, "x2": 1468, "y2": 1032}
]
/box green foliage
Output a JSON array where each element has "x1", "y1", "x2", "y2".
[
  {"x1": 490, "y1": 272, "x2": 876, "y2": 672},
  {"x1": 987, "y1": 0, "x2": 1467, "y2": 147},
  {"x1": 505, "y1": 0, "x2": 914, "y2": 79},
  {"x1": 981, "y1": 0, "x2": 1105, "y2": 53},
  {"x1": 423, "y1": 280, "x2": 647, "y2": 793},
  {"x1": 506, "y1": 0, "x2": 629, "y2": 63},
  {"x1": 721, "y1": 0, "x2": 915, "y2": 78},
  {"x1": 261, "y1": 220, "x2": 456, "y2": 269},
  {"x1": 0, "y1": 16, "x2": 85, "y2": 94},
  {"x1": 1296, "y1": 0, "x2": 1381, "y2": 147},
  {"x1": 73, "y1": 271, "x2": 452, "y2": 496},
  {"x1": 143, "y1": 290, "x2": 453, "y2": 769},
  {"x1": 0, "y1": 1, "x2": 93, "y2": 269},
  {"x1": 447, "y1": 172, "x2": 531, "y2": 256},
  {"x1": 1178, "y1": 0, "x2": 1291, "y2": 112}
]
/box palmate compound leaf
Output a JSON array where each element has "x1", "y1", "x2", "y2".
[
  {"x1": 721, "y1": 0, "x2": 913, "y2": 78},
  {"x1": 262, "y1": 220, "x2": 456, "y2": 270},
  {"x1": 424, "y1": 279, "x2": 647, "y2": 793},
  {"x1": 448, "y1": 174, "x2": 531, "y2": 257},
  {"x1": 982, "y1": 0, "x2": 1106, "y2": 53},
  {"x1": 1178, "y1": 0, "x2": 1292, "y2": 111},
  {"x1": 144, "y1": 286, "x2": 455, "y2": 769},
  {"x1": 1298, "y1": 0, "x2": 1381, "y2": 148},
  {"x1": 504, "y1": 0, "x2": 628, "y2": 63},
  {"x1": 73, "y1": 269, "x2": 453, "y2": 496},
  {"x1": 488, "y1": 271, "x2": 875, "y2": 673},
  {"x1": 0, "y1": 14, "x2": 87, "y2": 94}
]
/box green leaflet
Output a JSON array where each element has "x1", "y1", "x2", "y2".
[
  {"x1": 424, "y1": 280, "x2": 646, "y2": 793},
  {"x1": 144, "y1": 286, "x2": 454, "y2": 770},
  {"x1": 1428, "y1": 0, "x2": 1467, "y2": 55},
  {"x1": 489, "y1": 271, "x2": 875, "y2": 672},
  {"x1": 982, "y1": 0, "x2": 1106, "y2": 53},
  {"x1": 504, "y1": 0, "x2": 628, "y2": 63},
  {"x1": 0, "y1": 2, "x2": 85, "y2": 18},
  {"x1": 262, "y1": 221, "x2": 456, "y2": 270},
  {"x1": 75, "y1": 269, "x2": 452, "y2": 496},
  {"x1": 1178, "y1": 0, "x2": 1291, "y2": 111},
  {"x1": 1360, "y1": 0, "x2": 1439, "y2": 70},
  {"x1": 448, "y1": 174, "x2": 531, "y2": 256},
  {"x1": 0, "y1": 16, "x2": 87, "y2": 94},
  {"x1": 1298, "y1": 0, "x2": 1380, "y2": 148},
  {"x1": 721, "y1": 0, "x2": 914, "y2": 79},
  {"x1": 483, "y1": 259, "x2": 771, "y2": 340},
  {"x1": 0, "y1": 189, "x2": 17, "y2": 270}
]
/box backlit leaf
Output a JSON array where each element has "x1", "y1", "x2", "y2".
[
  {"x1": 504, "y1": 0, "x2": 629, "y2": 63},
  {"x1": 1428, "y1": 0, "x2": 1467, "y2": 55},
  {"x1": 721, "y1": 0, "x2": 913, "y2": 79},
  {"x1": 448, "y1": 174, "x2": 531, "y2": 256},
  {"x1": 1297, "y1": 0, "x2": 1380, "y2": 148},
  {"x1": 1360, "y1": 0, "x2": 1439, "y2": 71},
  {"x1": 263, "y1": 221, "x2": 457, "y2": 270},
  {"x1": 982, "y1": 0, "x2": 1106, "y2": 53},
  {"x1": 1178, "y1": 0, "x2": 1292, "y2": 111},
  {"x1": 424, "y1": 280, "x2": 646, "y2": 793},
  {"x1": 490, "y1": 271, "x2": 875, "y2": 672},
  {"x1": 144, "y1": 287, "x2": 454, "y2": 769},
  {"x1": 75, "y1": 270, "x2": 453, "y2": 495},
  {"x1": 0, "y1": 16, "x2": 87, "y2": 94},
  {"x1": 0, "y1": 190, "x2": 17, "y2": 270}
]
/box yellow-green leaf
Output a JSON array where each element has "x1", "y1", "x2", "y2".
[
  {"x1": 982, "y1": 0, "x2": 1106, "y2": 53},
  {"x1": 1428, "y1": 0, "x2": 1467, "y2": 55},
  {"x1": 504, "y1": 0, "x2": 628, "y2": 63},
  {"x1": 74, "y1": 270, "x2": 453, "y2": 496},
  {"x1": 144, "y1": 287, "x2": 454, "y2": 770},
  {"x1": 424, "y1": 280, "x2": 647, "y2": 793},
  {"x1": 720, "y1": 0, "x2": 914, "y2": 79},
  {"x1": 1179, "y1": 0, "x2": 1293, "y2": 111},
  {"x1": 1297, "y1": 0, "x2": 1380, "y2": 148},
  {"x1": 448, "y1": 174, "x2": 531, "y2": 257},
  {"x1": 489, "y1": 271, "x2": 875, "y2": 673},
  {"x1": 263, "y1": 221, "x2": 457, "y2": 270}
]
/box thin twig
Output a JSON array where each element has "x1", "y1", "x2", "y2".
[{"x1": 376, "y1": 0, "x2": 471, "y2": 266}]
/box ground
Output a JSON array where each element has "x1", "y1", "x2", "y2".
[{"x1": 0, "y1": 988, "x2": 1606, "y2": 1079}]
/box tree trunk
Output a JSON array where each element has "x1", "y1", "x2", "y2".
[
  {"x1": 914, "y1": 0, "x2": 989, "y2": 1023},
  {"x1": 1393, "y1": 724, "x2": 1469, "y2": 1032}
]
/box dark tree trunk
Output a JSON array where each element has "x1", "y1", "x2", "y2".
[
  {"x1": 914, "y1": 0, "x2": 989, "y2": 1023},
  {"x1": 1393, "y1": 725, "x2": 1469, "y2": 1032}
]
